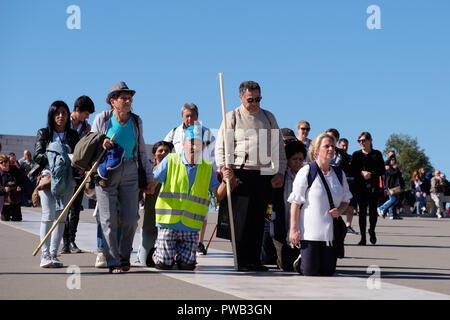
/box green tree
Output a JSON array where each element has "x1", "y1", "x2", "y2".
[{"x1": 384, "y1": 134, "x2": 433, "y2": 186}]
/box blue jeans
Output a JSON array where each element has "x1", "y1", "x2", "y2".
[
  {"x1": 415, "y1": 192, "x2": 427, "y2": 213},
  {"x1": 379, "y1": 190, "x2": 399, "y2": 217},
  {"x1": 39, "y1": 179, "x2": 75, "y2": 256}
]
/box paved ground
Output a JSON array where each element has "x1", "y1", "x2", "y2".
[{"x1": 0, "y1": 207, "x2": 449, "y2": 301}]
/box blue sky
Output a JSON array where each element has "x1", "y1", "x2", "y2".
[{"x1": 1, "y1": 0, "x2": 449, "y2": 175}]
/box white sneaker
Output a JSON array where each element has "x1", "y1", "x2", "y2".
[
  {"x1": 40, "y1": 254, "x2": 53, "y2": 268},
  {"x1": 377, "y1": 207, "x2": 385, "y2": 219},
  {"x1": 95, "y1": 252, "x2": 107, "y2": 268},
  {"x1": 437, "y1": 213, "x2": 443, "y2": 219},
  {"x1": 51, "y1": 255, "x2": 63, "y2": 268}
]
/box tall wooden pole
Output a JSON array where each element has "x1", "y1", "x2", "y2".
[{"x1": 218, "y1": 73, "x2": 238, "y2": 270}]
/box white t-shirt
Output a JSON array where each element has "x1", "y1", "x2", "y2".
[
  {"x1": 163, "y1": 123, "x2": 215, "y2": 164},
  {"x1": 288, "y1": 165, "x2": 352, "y2": 242}
]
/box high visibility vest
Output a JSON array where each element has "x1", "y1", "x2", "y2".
[{"x1": 155, "y1": 153, "x2": 212, "y2": 231}]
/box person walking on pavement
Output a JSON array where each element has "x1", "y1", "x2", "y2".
[
  {"x1": 163, "y1": 102, "x2": 215, "y2": 255},
  {"x1": 91, "y1": 81, "x2": 155, "y2": 274},
  {"x1": 61, "y1": 95, "x2": 95, "y2": 254},
  {"x1": 430, "y1": 169, "x2": 448, "y2": 219},
  {"x1": 215, "y1": 80, "x2": 287, "y2": 271},
  {"x1": 350, "y1": 132, "x2": 385, "y2": 246},
  {"x1": 377, "y1": 157, "x2": 405, "y2": 220},
  {"x1": 32, "y1": 101, "x2": 79, "y2": 268},
  {"x1": 152, "y1": 125, "x2": 233, "y2": 270}
]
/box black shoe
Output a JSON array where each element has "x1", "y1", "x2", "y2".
[
  {"x1": 69, "y1": 241, "x2": 82, "y2": 253},
  {"x1": 358, "y1": 237, "x2": 366, "y2": 246},
  {"x1": 237, "y1": 266, "x2": 251, "y2": 272},
  {"x1": 60, "y1": 242, "x2": 71, "y2": 254},
  {"x1": 145, "y1": 248, "x2": 156, "y2": 267},
  {"x1": 368, "y1": 230, "x2": 377, "y2": 245},
  {"x1": 196, "y1": 242, "x2": 207, "y2": 255},
  {"x1": 120, "y1": 261, "x2": 131, "y2": 272},
  {"x1": 250, "y1": 264, "x2": 269, "y2": 272}
]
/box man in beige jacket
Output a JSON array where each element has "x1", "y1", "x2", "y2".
[
  {"x1": 215, "y1": 81, "x2": 286, "y2": 271},
  {"x1": 430, "y1": 170, "x2": 448, "y2": 219}
]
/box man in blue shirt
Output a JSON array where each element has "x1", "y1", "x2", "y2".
[{"x1": 152, "y1": 125, "x2": 235, "y2": 270}]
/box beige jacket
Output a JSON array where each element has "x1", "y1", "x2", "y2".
[{"x1": 215, "y1": 105, "x2": 286, "y2": 175}]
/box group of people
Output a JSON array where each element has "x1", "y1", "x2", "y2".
[{"x1": 1, "y1": 80, "x2": 448, "y2": 277}]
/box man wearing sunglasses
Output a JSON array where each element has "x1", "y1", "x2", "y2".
[{"x1": 215, "y1": 80, "x2": 287, "y2": 272}]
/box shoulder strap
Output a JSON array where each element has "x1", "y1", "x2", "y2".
[
  {"x1": 317, "y1": 167, "x2": 336, "y2": 210},
  {"x1": 307, "y1": 162, "x2": 318, "y2": 190},
  {"x1": 262, "y1": 109, "x2": 273, "y2": 128},
  {"x1": 167, "y1": 127, "x2": 177, "y2": 143}
]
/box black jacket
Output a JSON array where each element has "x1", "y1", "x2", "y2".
[
  {"x1": 384, "y1": 166, "x2": 405, "y2": 189},
  {"x1": 31, "y1": 127, "x2": 79, "y2": 179},
  {"x1": 0, "y1": 166, "x2": 26, "y2": 196},
  {"x1": 350, "y1": 149, "x2": 385, "y2": 195}
]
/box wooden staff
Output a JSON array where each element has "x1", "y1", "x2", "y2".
[
  {"x1": 32, "y1": 134, "x2": 116, "y2": 256},
  {"x1": 218, "y1": 73, "x2": 238, "y2": 270}
]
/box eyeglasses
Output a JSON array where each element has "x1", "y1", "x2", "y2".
[
  {"x1": 246, "y1": 96, "x2": 262, "y2": 103},
  {"x1": 300, "y1": 127, "x2": 310, "y2": 131},
  {"x1": 358, "y1": 139, "x2": 367, "y2": 144},
  {"x1": 118, "y1": 96, "x2": 133, "y2": 102},
  {"x1": 0, "y1": 161, "x2": 9, "y2": 165}
]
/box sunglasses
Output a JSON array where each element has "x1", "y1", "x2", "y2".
[
  {"x1": 358, "y1": 139, "x2": 367, "y2": 143},
  {"x1": 300, "y1": 127, "x2": 310, "y2": 131},
  {"x1": 0, "y1": 161, "x2": 9, "y2": 165},
  {"x1": 246, "y1": 96, "x2": 262, "y2": 103}
]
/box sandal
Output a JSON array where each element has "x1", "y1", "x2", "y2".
[{"x1": 109, "y1": 266, "x2": 122, "y2": 274}]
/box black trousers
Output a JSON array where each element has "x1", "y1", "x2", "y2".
[
  {"x1": 356, "y1": 193, "x2": 379, "y2": 236},
  {"x1": 63, "y1": 178, "x2": 85, "y2": 243},
  {"x1": 300, "y1": 240, "x2": 337, "y2": 276},
  {"x1": 1, "y1": 204, "x2": 22, "y2": 221},
  {"x1": 231, "y1": 169, "x2": 273, "y2": 267}
]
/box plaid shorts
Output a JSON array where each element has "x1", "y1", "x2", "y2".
[{"x1": 154, "y1": 228, "x2": 199, "y2": 266}]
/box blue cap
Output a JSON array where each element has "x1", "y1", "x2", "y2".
[{"x1": 184, "y1": 125, "x2": 204, "y2": 140}]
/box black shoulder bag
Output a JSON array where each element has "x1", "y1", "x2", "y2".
[{"x1": 316, "y1": 167, "x2": 347, "y2": 259}]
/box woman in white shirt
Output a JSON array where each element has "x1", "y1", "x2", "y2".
[{"x1": 288, "y1": 133, "x2": 352, "y2": 276}]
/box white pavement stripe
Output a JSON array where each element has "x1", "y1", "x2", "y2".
[{"x1": 2, "y1": 209, "x2": 449, "y2": 300}]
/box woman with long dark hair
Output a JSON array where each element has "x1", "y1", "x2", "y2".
[
  {"x1": 32, "y1": 101, "x2": 79, "y2": 268},
  {"x1": 350, "y1": 132, "x2": 385, "y2": 246}
]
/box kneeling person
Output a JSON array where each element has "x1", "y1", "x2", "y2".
[{"x1": 153, "y1": 125, "x2": 232, "y2": 270}]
